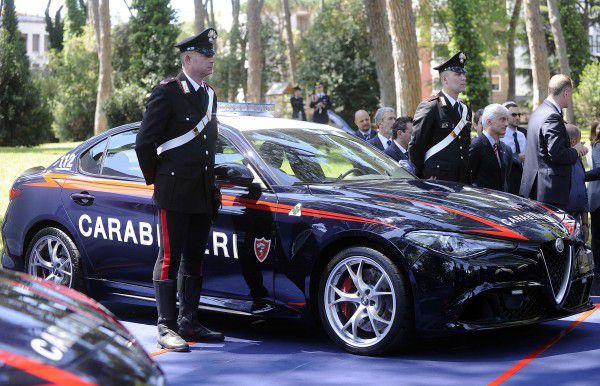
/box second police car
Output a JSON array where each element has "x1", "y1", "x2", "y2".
[{"x1": 2, "y1": 104, "x2": 595, "y2": 355}]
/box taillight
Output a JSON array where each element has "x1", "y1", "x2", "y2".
[{"x1": 9, "y1": 187, "x2": 22, "y2": 200}]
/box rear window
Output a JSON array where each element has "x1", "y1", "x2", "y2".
[{"x1": 79, "y1": 139, "x2": 107, "y2": 175}]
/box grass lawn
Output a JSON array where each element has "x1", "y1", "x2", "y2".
[{"x1": 0, "y1": 142, "x2": 80, "y2": 231}]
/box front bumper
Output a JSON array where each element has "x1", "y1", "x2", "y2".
[{"x1": 408, "y1": 238, "x2": 595, "y2": 333}]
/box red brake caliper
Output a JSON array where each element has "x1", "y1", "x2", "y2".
[{"x1": 340, "y1": 275, "x2": 354, "y2": 319}]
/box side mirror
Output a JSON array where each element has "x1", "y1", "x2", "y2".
[{"x1": 214, "y1": 162, "x2": 255, "y2": 186}]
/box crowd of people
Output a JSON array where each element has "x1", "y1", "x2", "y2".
[{"x1": 290, "y1": 51, "x2": 600, "y2": 294}]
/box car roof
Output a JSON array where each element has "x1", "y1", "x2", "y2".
[{"x1": 218, "y1": 115, "x2": 344, "y2": 133}]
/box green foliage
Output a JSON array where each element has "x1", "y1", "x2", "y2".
[
  {"x1": 104, "y1": 83, "x2": 147, "y2": 128},
  {"x1": 297, "y1": 0, "x2": 378, "y2": 124},
  {"x1": 261, "y1": 15, "x2": 288, "y2": 96},
  {"x1": 574, "y1": 60, "x2": 600, "y2": 129},
  {"x1": 111, "y1": 23, "x2": 131, "y2": 84},
  {"x1": 558, "y1": 0, "x2": 591, "y2": 85},
  {"x1": 447, "y1": 0, "x2": 490, "y2": 111},
  {"x1": 64, "y1": 0, "x2": 86, "y2": 37},
  {"x1": 45, "y1": 28, "x2": 98, "y2": 141},
  {"x1": 45, "y1": 4, "x2": 64, "y2": 51},
  {"x1": 0, "y1": 0, "x2": 53, "y2": 146},
  {"x1": 128, "y1": 0, "x2": 181, "y2": 90}
]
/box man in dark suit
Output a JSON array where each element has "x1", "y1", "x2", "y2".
[
  {"x1": 520, "y1": 74, "x2": 588, "y2": 210},
  {"x1": 368, "y1": 107, "x2": 395, "y2": 151},
  {"x1": 469, "y1": 104, "x2": 513, "y2": 191},
  {"x1": 135, "y1": 28, "x2": 224, "y2": 352},
  {"x1": 354, "y1": 110, "x2": 377, "y2": 141},
  {"x1": 386, "y1": 116, "x2": 416, "y2": 174},
  {"x1": 501, "y1": 101, "x2": 527, "y2": 194},
  {"x1": 290, "y1": 85, "x2": 306, "y2": 120},
  {"x1": 409, "y1": 52, "x2": 472, "y2": 183},
  {"x1": 309, "y1": 82, "x2": 331, "y2": 124}
]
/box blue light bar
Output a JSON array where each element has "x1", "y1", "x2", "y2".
[{"x1": 217, "y1": 102, "x2": 275, "y2": 117}]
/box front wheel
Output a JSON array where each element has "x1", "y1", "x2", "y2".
[
  {"x1": 25, "y1": 227, "x2": 85, "y2": 291},
  {"x1": 318, "y1": 247, "x2": 413, "y2": 355}
]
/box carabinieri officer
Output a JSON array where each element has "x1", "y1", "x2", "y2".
[
  {"x1": 408, "y1": 52, "x2": 472, "y2": 183},
  {"x1": 135, "y1": 28, "x2": 224, "y2": 352}
]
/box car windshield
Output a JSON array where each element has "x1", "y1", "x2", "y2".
[{"x1": 243, "y1": 127, "x2": 413, "y2": 185}]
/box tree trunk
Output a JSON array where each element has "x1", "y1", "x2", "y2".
[
  {"x1": 524, "y1": 0, "x2": 550, "y2": 108},
  {"x1": 88, "y1": 0, "x2": 100, "y2": 48},
  {"x1": 246, "y1": 0, "x2": 263, "y2": 103},
  {"x1": 228, "y1": 0, "x2": 241, "y2": 100},
  {"x1": 92, "y1": 0, "x2": 112, "y2": 135},
  {"x1": 547, "y1": 0, "x2": 575, "y2": 123},
  {"x1": 194, "y1": 0, "x2": 206, "y2": 34},
  {"x1": 417, "y1": 0, "x2": 433, "y2": 99},
  {"x1": 385, "y1": 0, "x2": 421, "y2": 115},
  {"x1": 363, "y1": 0, "x2": 396, "y2": 109},
  {"x1": 507, "y1": 0, "x2": 522, "y2": 102},
  {"x1": 282, "y1": 0, "x2": 297, "y2": 85}
]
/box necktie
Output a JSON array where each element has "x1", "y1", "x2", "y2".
[
  {"x1": 493, "y1": 143, "x2": 501, "y2": 165},
  {"x1": 453, "y1": 102, "x2": 461, "y2": 117},
  {"x1": 386, "y1": 139, "x2": 392, "y2": 148},
  {"x1": 513, "y1": 131, "x2": 521, "y2": 154}
]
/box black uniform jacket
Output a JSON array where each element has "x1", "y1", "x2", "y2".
[
  {"x1": 290, "y1": 96, "x2": 306, "y2": 120},
  {"x1": 135, "y1": 72, "x2": 218, "y2": 214},
  {"x1": 309, "y1": 94, "x2": 331, "y2": 124},
  {"x1": 469, "y1": 133, "x2": 513, "y2": 192},
  {"x1": 408, "y1": 91, "x2": 472, "y2": 183},
  {"x1": 519, "y1": 99, "x2": 578, "y2": 209}
]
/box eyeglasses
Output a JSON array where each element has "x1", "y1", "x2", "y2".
[{"x1": 511, "y1": 113, "x2": 522, "y2": 117}]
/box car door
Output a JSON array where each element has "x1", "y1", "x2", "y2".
[
  {"x1": 201, "y1": 134, "x2": 278, "y2": 302},
  {"x1": 62, "y1": 130, "x2": 157, "y2": 287}
]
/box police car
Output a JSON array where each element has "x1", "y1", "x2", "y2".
[
  {"x1": 0, "y1": 269, "x2": 164, "y2": 385},
  {"x1": 1, "y1": 103, "x2": 595, "y2": 355}
]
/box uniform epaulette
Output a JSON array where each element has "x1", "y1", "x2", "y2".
[{"x1": 160, "y1": 77, "x2": 176, "y2": 85}]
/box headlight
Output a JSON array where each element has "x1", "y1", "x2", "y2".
[{"x1": 405, "y1": 230, "x2": 517, "y2": 258}]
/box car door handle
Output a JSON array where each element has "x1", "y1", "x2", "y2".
[{"x1": 71, "y1": 192, "x2": 95, "y2": 206}]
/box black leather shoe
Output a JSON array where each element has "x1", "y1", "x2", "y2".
[
  {"x1": 177, "y1": 275, "x2": 225, "y2": 342},
  {"x1": 155, "y1": 279, "x2": 189, "y2": 351}
]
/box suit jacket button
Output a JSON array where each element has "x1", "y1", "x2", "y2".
[
  {"x1": 459, "y1": 146, "x2": 463, "y2": 150},
  {"x1": 436, "y1": 165, "x2": 440, "y2": 168},
  {"x1": 171, "y1": 172, "x2": 175, "y2": 176},
  {"x1": 205, "y1": 150, "x2": 209, "y2": 155},
  {"x1": 205, "y1": 166, "x2": 208, "y2": 171},
  {"x1": 186, "y1": 117, "x2": 190, "y2": 121},
  {"x1": 203, "y1": 135, "x2": 207, "y2": 139},
  {"x1": 460, "y1": 156, "x2": 464, "y2": 160}
]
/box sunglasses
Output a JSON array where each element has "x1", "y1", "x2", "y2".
[{"x1": 511, "y1": 113, "x2": 522, "y2": 117}]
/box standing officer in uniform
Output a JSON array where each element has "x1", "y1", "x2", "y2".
[
  {"x1": 290, "y1": 85, "x2": 307, "y2": 121},
  {"x1": 135, "y1": 28, "x2": 224, "y2": 352},
  {"x1": 409, "y1": 52, "x2": 472, "y2": 183},
  {"x1": 310, "y1": 82, "x2": 331, "y2": 124}
]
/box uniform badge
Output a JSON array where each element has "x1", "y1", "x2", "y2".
[
  {"x1": 181, "y1": 80, "x2": 190, "y2": 94},
  {"x1": 254, "y1": 238, "x2": 271, "y2": 262},
  {"x1": 289, "y1": 203, "x2": 302, "y2": 217},
  {"x1": 459, "y1": 52, "x2": 466, "y2": 63},
  {"x1": 208, "y1": 29, "x2": 217, "y2": 43},
  {"x1": 441, "y1": 122, "x2": 451, "y2": 129}
]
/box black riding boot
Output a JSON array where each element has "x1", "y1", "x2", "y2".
[
  {"x1": 177, "y1": 275, "x2": 224, "y2": 342},
  {"x1": 154, "y1": 279, "x2": 189, "y2": 351}
]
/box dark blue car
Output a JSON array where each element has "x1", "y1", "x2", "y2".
[{"x1": 2, "y1": 106, "x2": 595, "y2": 355}]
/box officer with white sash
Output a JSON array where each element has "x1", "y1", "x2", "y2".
[
  {"x1": 408, "y1": 52, "x2": 473, "y2": 183},
  {"x1": 135, "y1": 28, "x2": 224, "y2": 352}
]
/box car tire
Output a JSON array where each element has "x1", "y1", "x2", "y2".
[
  {"x1": 25, "y1": 227, "x2": 85, "y2": 292},
  {"x1": 318, "y1": 246, "x2": 413, "y2": 355}
]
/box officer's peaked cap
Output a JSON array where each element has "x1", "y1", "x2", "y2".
[
  {"x1": 175, "y1": 28, "x2": 218, "y2": 57},
  {"x1": 433, "y1": 51, "x2": 467, "y2": 73}
]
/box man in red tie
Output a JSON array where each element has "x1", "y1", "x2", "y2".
[{"x1": 469, "y1": 104, "x2": 513, "y2": 192}]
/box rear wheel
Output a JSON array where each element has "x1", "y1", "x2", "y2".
[
  {"x1": 25, "y1": 227, "x2": 85, "y2": 291},
  {"x1": 318, "y1": 247, "x2": 413, "y2": 355}
]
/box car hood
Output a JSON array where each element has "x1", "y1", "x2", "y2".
[
  {"x1": 306, "y1": 179, "x2": 572, "y2": 243},
  {"x1": 0, "y1": 270, "x2": 160, "y2": 384}
]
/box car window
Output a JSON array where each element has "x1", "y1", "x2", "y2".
[
  {"x1": 80, "y1": 139, "x2": 107, "y2": 175},
  {"x1": 243, "y1": 128, "x2": 411, "y2": 184},
  {"x1": 101, "y1": 130, "x2": 143, "y2": 179},
  {"x1": 215, "y1": 135, "x2": 245, "y2": 165}
]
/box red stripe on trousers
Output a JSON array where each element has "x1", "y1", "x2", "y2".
[{"x1": 160, "y1": 209, "x2": 172, "y2": 280}]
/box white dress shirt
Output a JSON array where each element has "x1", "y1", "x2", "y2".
[
  {"x1": 501, "y1": 126, "x2": 526, "y2": 157},
  {"x1": 377, "y1": 132, "x2": 390, "y2": 149},
  {"x1": 182, "y1": 69, "x2": 203, "y2": 92}
]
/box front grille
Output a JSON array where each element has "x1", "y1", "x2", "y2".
[
  {"x1": 563, "y1": 278, "x2": 591, "y2": 309},
  {"x1": 540, "y1": 239, "x2": 572, "y2": 303},
  {"x1": 459, "y1": 287, "x2": 548, "y2": 324}
]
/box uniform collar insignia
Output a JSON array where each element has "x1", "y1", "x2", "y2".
[{"x1": 181, "y1": 80, "x2": 190, "y2": 94}]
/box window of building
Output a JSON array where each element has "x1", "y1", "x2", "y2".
[
  {"x1": 20, "y1": 33, "x2": 27, "y2": 47},
  {"x1": 45, "y1": 35, "x2": 49, "y2": 52},
  {"x1": 32, "y1": 34, "x2": 40, "y2": 53},
  {"x1": 491, "y1": 75, "x2": 501, "y2": 92},
  {"x1": 596, "y1": 35, "x2": 600, "y2": 52}
]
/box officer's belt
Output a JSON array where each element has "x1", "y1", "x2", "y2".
[
  {"x1": 157, "y1": 87, "x2": 215, "y2": 156},
  {"x1": 424, "y1": 103, "x2": 468, "y2": 162}
]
